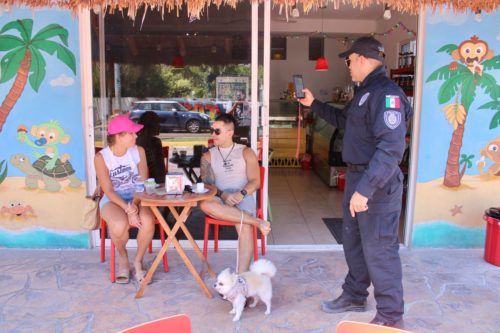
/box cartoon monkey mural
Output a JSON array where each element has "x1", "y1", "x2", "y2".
[
  {"x1": 13, "y1": 120, "x2": 82, "y2": 192},
  {"x1": 17, "y1": 120, "x2": 71, "y2": 169},
  {"x1": 449, "y1": 35, "x2": 494, "y2": 76},
  {"x1": 477, "y1": 137, "x2": 500, "y2": 176}
]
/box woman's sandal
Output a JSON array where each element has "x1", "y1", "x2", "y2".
[
  {"x1": 135, "y1": 270, "x2": 150, "y2": 285},
  {"x1": 116, "y1": 268, "x2": 130, "y2": 284}
]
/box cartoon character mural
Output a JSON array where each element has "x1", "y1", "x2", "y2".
[
  {"x1": 0, "y1": 19, "x2": 76, "y2": 132},
  {"x1": 412, "y1": 10, "x2": 500, "y2": 248},
  {"x1": 477, "y1": 137, "x2": 500, "y2": 175},
  {"x1": 426, "y1": 35, "x2": 499, "y2": 187},
  {"x1": 1, "y1": 202, "x2": 36, "y2": 220},
  {"x1": 0, "y1": 10, "x2": 88, "y2": 248}
]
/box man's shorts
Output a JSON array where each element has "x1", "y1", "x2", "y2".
[{"x1": 215, "y1": 190, "x2": 256, "y2": 217}]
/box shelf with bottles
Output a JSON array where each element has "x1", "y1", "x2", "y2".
[{"x1": 390, "y1": 72, "x2": 414, "y2": 97}]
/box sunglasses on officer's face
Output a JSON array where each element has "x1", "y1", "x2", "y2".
[
  {"x1": 344, "y1": 57, "x2": 351, "y2": 68},
  {"x1": 210, "y1": 128, "x2": 222, "y2": 135}
]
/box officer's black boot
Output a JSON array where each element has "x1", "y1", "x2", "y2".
[{"x1": 320, "y1": 294, "x2": 366, "y2": 314}]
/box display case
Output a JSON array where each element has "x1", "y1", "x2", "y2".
[{"x1": 312, "y1": 102, "x2": 346, "y2": 186}]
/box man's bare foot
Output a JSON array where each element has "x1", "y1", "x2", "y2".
[{"x1": 258, "y1": 219, "x2": 271, "y2": 236}]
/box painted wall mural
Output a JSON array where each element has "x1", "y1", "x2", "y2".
[
  {"x1": 0, "y1": 7, "x2": 88, "y2": 248},
  {"x1": 413, "y1": 9, "x2": 499, "y2": 247}
]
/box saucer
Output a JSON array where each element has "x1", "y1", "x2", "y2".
[{"x1": 192, "y1": 188, "x2": 209, "y2": 194}]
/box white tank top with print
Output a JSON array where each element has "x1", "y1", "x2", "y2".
[{"x1": 100, "y1": 145, "x2": 140, "y2": 202}]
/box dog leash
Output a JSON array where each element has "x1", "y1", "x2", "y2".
[{"x1": 235, "y1": 209, "x2": 244, "y2": 274}]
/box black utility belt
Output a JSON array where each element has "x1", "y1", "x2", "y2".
[{"x1": 346, "y1": 163, "x2": 368, "y2": 172}]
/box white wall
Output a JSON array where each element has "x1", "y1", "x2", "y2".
[
  {"x1": 270, "y1": 36, "x2": 350, "y2": 100},
  {"x1": 269, "y1": 12, "x2": 418, "y2": 100}
]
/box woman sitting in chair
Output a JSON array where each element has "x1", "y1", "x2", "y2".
[
  {"x1": 95, "y1": 115, "x2": 155, "y2": 284},
  {"x1": 136, "y1": 111, "x2": 166, "y2": 184}
]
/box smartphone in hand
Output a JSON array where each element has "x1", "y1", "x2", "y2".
[{"x1": 293, "y1": 75, "x2": 305, "y2": 99}]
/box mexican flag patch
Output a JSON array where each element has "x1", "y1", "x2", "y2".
[{"x1": 385, "y1": 95, "x2": 401, "y2": 109}]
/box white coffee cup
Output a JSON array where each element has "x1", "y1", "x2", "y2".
[{"x1": 196, "y1": 182, "x2": 205, "y2": 192}]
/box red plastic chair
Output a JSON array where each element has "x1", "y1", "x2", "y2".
[
  {"x1": 100, "y1": 217, "x2": 168, "y2": 282},
  {"x1": 336, "y1": 320, "x2": 411, "y2": 333},
  {"x1": 203, "y1": 166, "x2": 267, "y2": 261},
  {"x1": 119, "y1": 314, "x2": 191, "y2": 333}
]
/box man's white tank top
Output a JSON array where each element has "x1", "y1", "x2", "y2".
[
  {"x1": 209, "y1": 143, "x2": 247, "y2": 192},
  {"x1": 99, "y1": 145, "x2": 140, "y2": 202}
]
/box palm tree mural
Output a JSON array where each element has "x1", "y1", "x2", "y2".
[
  {"x1": 459, "y1": 154, "x2": 474, "y2": 179},
  {"x1": 426, "y1": 36, "x2": 499, "y2": 187},
  {"x1": 0, "y1": 19, "x2": 76, "y2": 132}
]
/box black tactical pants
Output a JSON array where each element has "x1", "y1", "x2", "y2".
[{"x1": 340, "y1": 171, "x2": 404, "y2": 322}]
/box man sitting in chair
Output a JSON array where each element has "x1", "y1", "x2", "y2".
[{"x1": 199, "y1": 113, "x2": 271, "y2": 273}]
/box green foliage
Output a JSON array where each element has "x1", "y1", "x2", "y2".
[
  {"x1": 460, "y1": 75, "x2": 476, "y2": 111},
  {"x1": 0, "y1": 47, "x2": 25, "y2": 84},
  {"x1": 32, "y1": 40, "x2": 76, "y2": 74},
  {"x1": 489, "y1": 111, "x2": 500, "y2": 129},
  {"x1": 476, "y1": 73, "x2": 500, "y2": 100},
  {"x1": 437, "y1": 44, "x2": 458, "y2": 54},
  {"x1": 437, "y1": 72, "x2": 469, "y2": 104},
  {"x1": 0, "y1": 160, "x2": 7, "y2": 185},
  {"x1": 28, "y1": 46, "x2": 46, "y2": 92},
  {"x1": 0, "y1": 19, "x2": 33, "y2": 41},
  {"x1": 117, "y1": 63, "x2": 254, "y2": 98},
  {"x1": 0, "y1": 19, "x2": 76, "y2": 90},
  {"x1": 482, "y1": 55, "x2": 500, "y2": 71},
  {"x1": 32, "y1": 24, "x2": 69, "y2": 46},
  {"x1": 459, "y1": 154, "x2": 474, "y2": 169},
  {"x1": 426, "y1": 63, "x2": 467, "y2": 83}
]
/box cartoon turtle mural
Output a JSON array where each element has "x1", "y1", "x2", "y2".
[{"x1": 10, "y1": 154, "x2": 82, "y2": 192}]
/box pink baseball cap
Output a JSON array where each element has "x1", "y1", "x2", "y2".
[{"x1": 107, "y1": 115, "x2": 144, "y2": 135}]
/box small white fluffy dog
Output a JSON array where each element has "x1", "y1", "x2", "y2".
[{"x1": 214, "y1": 259, "x2": 277, "y2": 321}]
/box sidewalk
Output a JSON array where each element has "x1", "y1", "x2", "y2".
[{"x1": 0, "y1": 248, "x2": 498, "y2": 332}]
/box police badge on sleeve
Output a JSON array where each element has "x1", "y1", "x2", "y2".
[{"x1": 384, "y1": 110, "x2": 401, "y2": 129}]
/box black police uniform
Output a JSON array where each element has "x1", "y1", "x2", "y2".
[{"x1": 311, "y1": 65, "x2": 412, "y2": 323}]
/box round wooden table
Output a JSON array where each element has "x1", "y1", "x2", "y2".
[{"x1": 134, "y1": 185, "x2": 216, "y2": 299}]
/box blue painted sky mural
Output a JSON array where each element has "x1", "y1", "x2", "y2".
[
  {"x1": 0, "y1": 7, "x2": 88, "y2": 248},
  {"x1": 412, "y1": 8, "x2": 499, "y2": 248},
  {"x1": 418, "y1": 9, "x2": 499, "y2": 183}
]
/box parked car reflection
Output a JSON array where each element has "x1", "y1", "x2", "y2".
[{"x1": 129, "y1": 100, "x2": 211, "y2": 133}]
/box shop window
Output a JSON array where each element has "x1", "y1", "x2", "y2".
[
  {"x1": 271, "y1": 36, "x2": 286, "y2": 60},
  {"x1": 309, "y1": 37, "x2": 324, "y2": 61}
]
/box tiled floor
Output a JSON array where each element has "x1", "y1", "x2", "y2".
[{"x1": 267, "y1": 168, "x2": 344, "y2": 245}]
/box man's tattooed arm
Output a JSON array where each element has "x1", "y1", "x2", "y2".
[{"x1": 200, "y1": 153, "x2": 215, "y2": 185}]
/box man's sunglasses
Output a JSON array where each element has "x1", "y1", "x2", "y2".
[
  {"x1": 344, "y1": 57, "x2": 351, "y2": 68},
  {"x1": 210, "y1": 128, "x2": 222, "y2": 135}
]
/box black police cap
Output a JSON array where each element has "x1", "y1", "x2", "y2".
[{"x1": 338, "y1": 36, "x2": 385, "y2": 62}]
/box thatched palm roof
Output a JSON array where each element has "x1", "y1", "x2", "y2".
[{"x1": 3, "y1": 0, "x2": 498, "y2": 19}]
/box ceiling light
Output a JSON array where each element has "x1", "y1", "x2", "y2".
[
  {"x1": 315, "y1": 57, "x2": 329, "y2": 71},
  {"x1": 474, "y1": 9, "x2": 482, "y2": 22},
  {"x1": 383, "y1": 4, "x2": 391, "y2": 20}
]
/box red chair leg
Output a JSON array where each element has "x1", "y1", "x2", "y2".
[
  {"x1": 214, "y1": 224, "x2": 219, "y2": 253},
  {"x1": 203, "y1": 220, "x2": 210, "y2": 259},
  {"x1": 100, "y1": 219, "x2": 106, "y2": 263},
  {"x1": 252, "y1": 226, "x2": 258, "y2": 261},
  {"x1": 110, "y1": 240, "x2": 116, "y2": 283},
  {"x1": 160, "y1": 226, "x2": 168, "y2": 272}
]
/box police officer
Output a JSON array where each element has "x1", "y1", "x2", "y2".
[{"x1": 298, "y1": 36, "x2": 412, "y2": 328}]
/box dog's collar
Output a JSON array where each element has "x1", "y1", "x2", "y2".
[{"x1": 226, "y1": 276, "x2": 248, "y2": 302}]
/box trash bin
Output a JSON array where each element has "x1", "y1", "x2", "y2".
[{"x1": 484, "y1": 207, "x2": 500, "y2": 266}]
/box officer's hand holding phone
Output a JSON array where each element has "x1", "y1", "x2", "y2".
[{"x1": 296, "y1": 88, "x2": 315, "y2": 107}]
